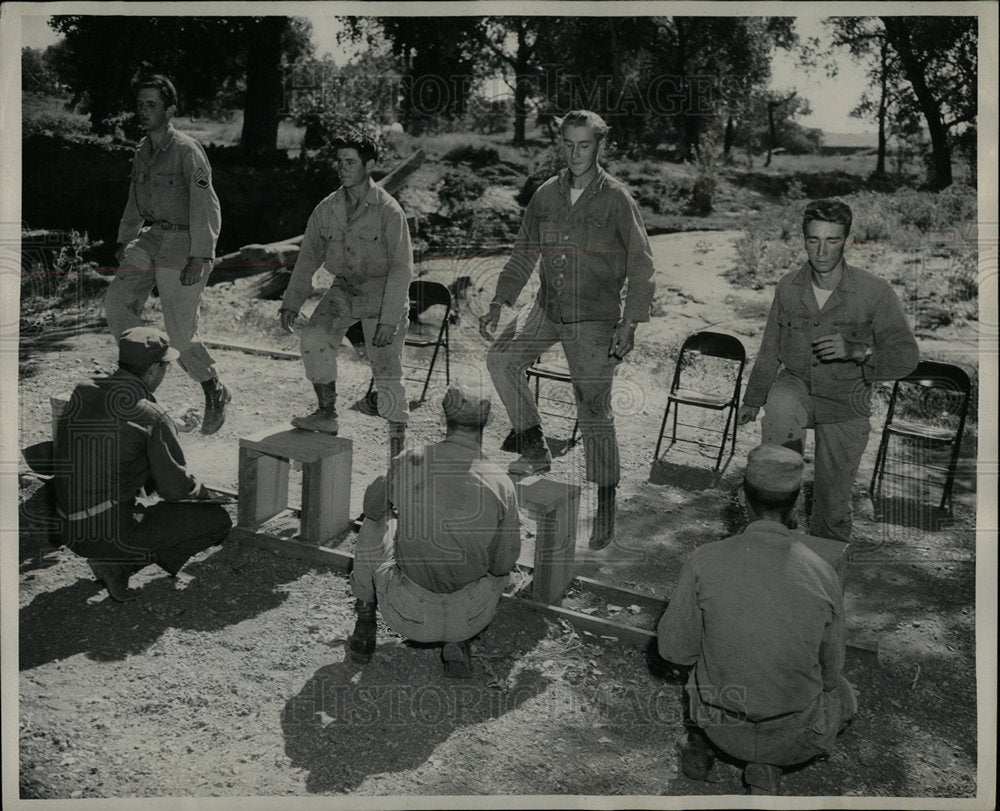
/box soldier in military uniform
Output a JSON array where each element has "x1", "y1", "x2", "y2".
[
  {"x1": 104, "y1": 74, "x2": 231, "y2": 435},
  {"x1": 51, "y1": 327, "x2": 232, "y2": 601},
  {"x1": 279, "y1": 130, "x2": 412, "y2": 457}
]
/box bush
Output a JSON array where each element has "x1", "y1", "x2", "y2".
[
  {"x1": 442, "y1": 144, "x2": 501, "y2": 170},
  {"x1": 20, "y1": 229, "x2": 107, "y2": 304}
]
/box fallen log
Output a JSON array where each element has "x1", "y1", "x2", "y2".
[{"x1": 210, "y1": 148, "x2": 426, "y2": 291}]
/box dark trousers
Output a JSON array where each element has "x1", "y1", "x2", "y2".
[{"x1": 63, "y1": 501, "x2": 232, "y2": 576}]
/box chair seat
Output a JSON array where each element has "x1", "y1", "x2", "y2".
[
  {"x1": 886, "y1": 421, "x2": 959, "y2": 442},
  {"x1": 405, "y1": 338, "x2": 443, "y2": 348},
  {"x1": 527, "y1": 365, "x2": 572, "y2": 382},
  {"x1": 669, "y1": 388, "x2": 733, "y2": 409}
]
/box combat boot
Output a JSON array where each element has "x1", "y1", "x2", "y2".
[
  {"x1": 589, "y1": 485, "x2": 617, "y2": 550},
  {"x1": 441, "y1": 639, "x2": 474, "y2": 678},
  {"x1": 389, "y1": 421, "x2": 406, "y2": 458},
  {"x1": 292, "y1": 382, "x2": 339, "y2": 434},
  {"x1": 347, "y1": 599, "x2": 378, "y2": 664},
  {"x1": 88, "y1": 561, "x2": 138, "y2": 602},
  {"x1": 674, "y1": 728, "x2": 716, "y2": 781},
  {"x1": 500, "y1": 428, "x2": 524, "y2": 454},
  {"x1": 744, "y1": 763, "x2": 782, "y2": 795},
  {"x1": 507, "y1": 425, "x2": 552, "y2": 476},
  {"x1": 200, "y1": 378, "x2": 232, "y2": 435}
]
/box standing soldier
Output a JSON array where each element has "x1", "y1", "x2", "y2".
[
  {"x1": 479, "y1": 110, "x2": 656, "y2": 549},
  {"x1": 279, "y1": 131, "x2": 412, "y2": 457},
  {"x1": 105, "y1": 74, "x2": 230, "y2": 435}
]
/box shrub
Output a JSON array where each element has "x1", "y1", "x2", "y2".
[{"x1": 442, "y1": 144, "x2": 501, "y2": 170}]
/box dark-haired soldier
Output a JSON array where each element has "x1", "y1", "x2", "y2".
[
  {"x1": 279, "y1": 131, "x2": 413, "y2": 456},
  {"x1": 658, "y1": 444, "x2": 856, "y2": 795},
  {"x1": 51, "y1": 327, "x2": 232, "y2": 601},
  {"x1": 737, "y1": 199, "x2": 918, "y2": 541},
  {"x1": 106, "y1": 74, "x2": 230, "y2": 435}
]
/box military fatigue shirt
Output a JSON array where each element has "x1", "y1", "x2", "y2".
[
  {"x1": 657, "y1": 520, "x2": 846, "y2": 722},
  {"x1": 117, "y1": 124, "x2": 222, "y2": 259},
  {"x1": 743, "y1": 262, "x2": 919, "y2": 422},
  {"x1": 388, "y1": 432, "x2": 521, "y2": 594},
  {"x1": 282, "y1": 181, "x2": 413, "y2": 323},
  {"x1": 493, "y1": 167, "x2": 656, "y2": 324},
  {"x1": 53, "y1": 370, "x2": 203, "y2": 513}
]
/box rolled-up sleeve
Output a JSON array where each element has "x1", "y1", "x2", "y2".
[
  {"x1": 282, "y1": 207, "x2": 326, "y2": 314},
  {"x1": 146, "y1": 419, "x2": 201, "y2": 500},
  {"x1": 493, "y1": 193, "x2": 541, "y2": 307},
  {"x1": 657, "y1": 557, "x2": 702, "y2": 666},
  {"x1": 378, "y1": 204, "x2": 414, "y2": 323},
  {"x1": 617, "y1": 193, "x2": 656, "y2": 323},
  {"x1": 487, "y1": 486, "x2": 521, "y2": 576}
]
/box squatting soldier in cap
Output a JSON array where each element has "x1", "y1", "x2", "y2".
[
  {"x1": 479, "y1": 110, "x2": 656, "y2": 550},
  {"x1": 279, "y1": 130, "x2": 412, "y2": 458},
  {"x1": 47, "y1": 327, "x2": 232, "y2": 601},
  {"x1": 738, "y1": 199, "x2": 918, "y2": 541},
  {"x1": 658, "y1": 444, "x2": 856, "y2": 796},
  {"x1": 105, "y1": 74, "x2": 231, "y2": 435},
  {"x1": 346, "y1": 383, "x2": 521, "y2": 677}
]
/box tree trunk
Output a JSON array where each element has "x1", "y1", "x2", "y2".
[
  {"x1": 240, "y1": 17, "x2": 288, "y2": 157},
  {"x1": 875, "y1": 39, "x2": 888, "y2": 176},
  {"x1": 723, "y1": 115, "x2": 736, "y2": 163},
  {"x1": 881, "y1": 17, "x2": 952, "y2": 189},
  {"x1": 765, "y1": 101, "x2": 776, "y2": 167},
  {"x1": 511, "y1": 24, "x2": 530, "y2": 146}
]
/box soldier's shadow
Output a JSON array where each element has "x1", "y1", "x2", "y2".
[
  {"x1": 18, "y1": 541, "x2": 299, "y2": 670},
  {"x1": 280, "y1": 600, "x2": 551, "y2": 793}
]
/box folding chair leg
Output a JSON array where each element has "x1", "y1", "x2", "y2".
[
  {"x1": 869, "y1": 431, "x2": 890, "y2": 508},
  {"x1": 653, "y1": 401, "x2": 673, "y2": 462},
  {"x1": 714, "y1": 407, "x2": 734, "y2": 470},
  {"x1": 419, "y1": 342, "x2": 442, "y2": 403}
]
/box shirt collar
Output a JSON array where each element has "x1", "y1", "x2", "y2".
[
  {"x1": 745, "y1": 518, "x2": 792, "y2": 536},
  {"x1": 557, "y1": 165, "x2": 607, "y2": 198},
  {"x1": 792, "y1": 261, "x2": 858, "y2": 293},
  {"x1": 442, "y1": 431, "x2": 484, "y2": 454},
  {"x1": 107, "y1": 368, "x2": 156, "y2": 401}
]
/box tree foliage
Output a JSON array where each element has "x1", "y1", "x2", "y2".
[
  {"x1": 45, "y1": 16, "x2": 313, "y2": 152},
  {"x1": 823, "y1": 16, "x2": 976, "y2": 188}
]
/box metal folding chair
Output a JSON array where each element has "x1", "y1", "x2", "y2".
[
  {"x1": 869, "y1": 360, "x2": 972, "y2": 516},
  {"x1": 652, "y1": 331, "x2": 746, "y2": 471},
  {"x1": 525, "y1": 353, "x2": 579, "y2": 445},
  {"x1": 365, "y1": 279, "x2": 452, "y2": 406}
]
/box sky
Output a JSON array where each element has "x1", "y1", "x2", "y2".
[{"x1": 19, "y1": 12, "x2": 875, "y2": 136}]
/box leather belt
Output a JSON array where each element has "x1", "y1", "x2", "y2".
[
  {"x1": 147, "y1": 221, "x2": 189, "y2": 231},
  {"x1": 56, "y1": 500, "x2": 116, "y2": 521}
]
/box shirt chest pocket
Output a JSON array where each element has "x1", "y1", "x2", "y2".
[
  {"x1": 352, "y1": 226, "x2": 388, "y2": 276},
  {"x1": 829, "y1": 320, "x2": 873, "y2": 378},
  {"x1": 150, "y1": 171, "x2": 184, "y2": 190},
  {"x1": 538, "y1": 206, "x2": 565, "y2": 245},
  {"x1": 778, "y1": 317, "x2": 811, "y2": 367},
  {"x1": 581, "y1": 210, "x2": 613, "y2": 252}
]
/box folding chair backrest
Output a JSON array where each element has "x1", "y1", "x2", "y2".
[
  {"x1": 887, "y1": 359, "x2": 972, "y2": 429},
  {"x1": 680, "y1": 331, "x2": 747, "y2": 362},
  {"x1": 409, "y1": 280, "x2": 452, "y2": 314}
]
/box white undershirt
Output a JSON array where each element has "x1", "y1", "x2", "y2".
[
  {"x1": 570, "y1": 187, "x2": 584, "y2": 205},
  {"x1": 812, "y1": 284, "x2": 834, "y2": 310}
]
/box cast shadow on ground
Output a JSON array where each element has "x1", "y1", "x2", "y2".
[
  {"x1": 18, "y1": 540, "x2": 304, "y2": 670},
  {"x1": 280, "y1": 600, "x2": 551, "y2": 794},
  {"x1": 647, "y1": 456, "x2": 738, "y2": 491},
  {"x1": 869, "y1": 495, "x2": 964, "y2": 532}
]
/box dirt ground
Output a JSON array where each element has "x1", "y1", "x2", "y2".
[{"x1": 15, "y1": 230, "x2": 981, "y2": 802}]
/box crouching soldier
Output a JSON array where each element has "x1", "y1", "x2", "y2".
[
  {"x1": 657, "y1": 444, "x2": 856, "y2": 795},
  {"x1": 347, "y1": 383, "x2": 521, "y2": 677},
  {"x1": 47, "y1": 328, "x2": 232, "y2": 601}
]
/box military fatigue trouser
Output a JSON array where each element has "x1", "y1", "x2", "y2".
[
  {"x1": 761, "y1": 374, "x2": 870, "y2": 541},
  {"x1": 62, "y1": 499, "x2": 232, "y2": 576},
  {"x1": 350, "y1": 517, "x2": 507, "y2": 643},
  {"x1": 299, "y1": 286, "x2": 409, "y2": 424},
  {"x1": 486, "y1": 302, "x2": 621, "y2": 486},
  {"x1": 688, "y1": 670, "x2": 857, "y2": 767},
  {"x1": 104, "y1": 226, "x2": 218, "y2": 382}
]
